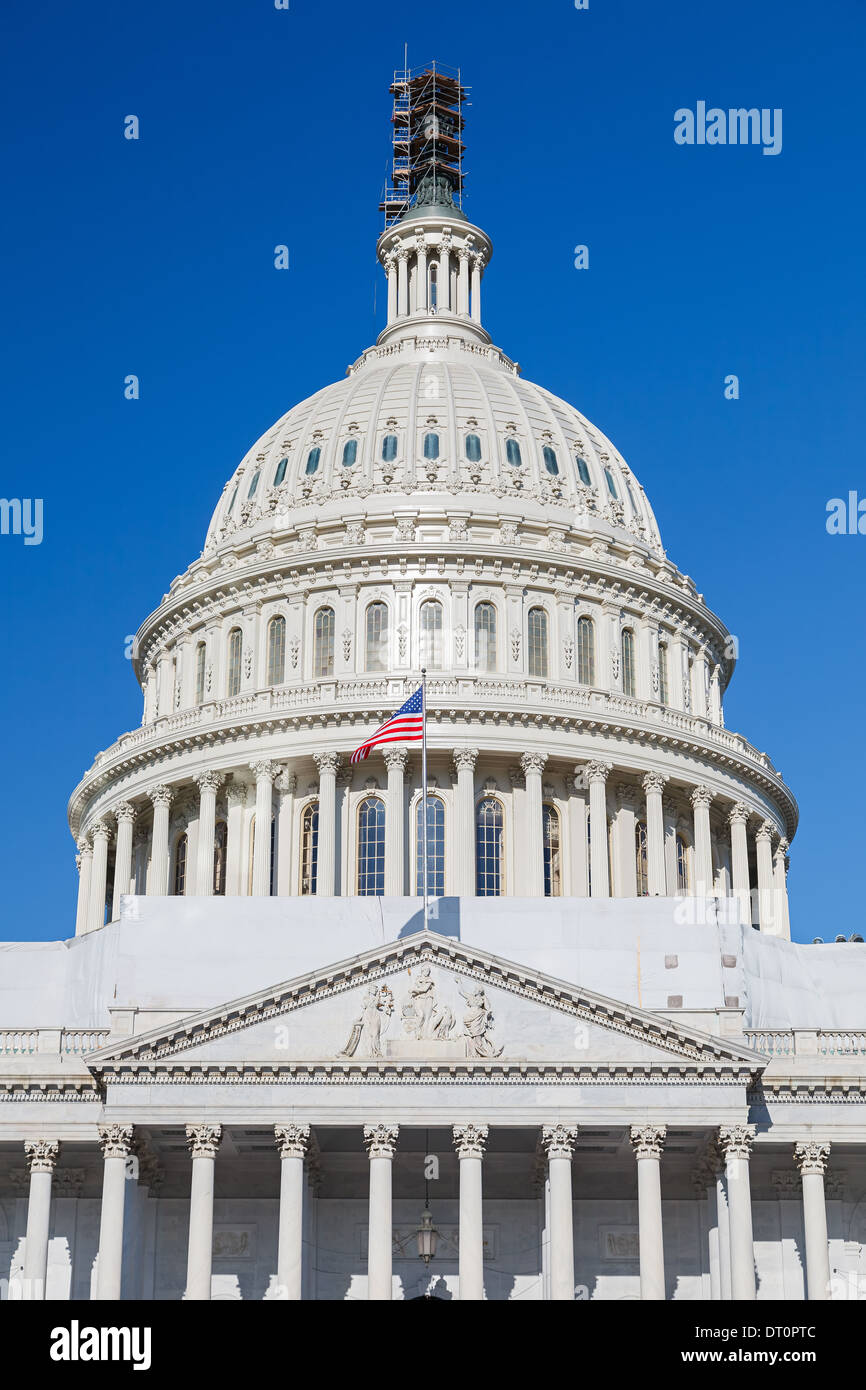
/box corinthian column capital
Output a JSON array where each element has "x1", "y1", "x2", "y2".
[
  {"x1": 275, "y1": 1124, "x2": 311, "y2": 1160},
  {"x1": 98, "y1": 1124, "x2": 134, "y2": 1159},
  {"x1": 541, "y1": 1124, "x2": 577, "y2": 1160},
  {"x1": 193, "y1": 770, "x2": 225, "y2": 795},
  {"x1": 630, "y1": 1125, "x2": 666, "y2": 1160},
  {"x1": 689, "y1": 784, "x2": 714, "y2": 811},
  {"x1": 113, "y1": 801, "x2": 137, "y2": 825},
  {"x1": 584, "y1": 760, "x2": 612, "y2": 786},
  {"x1": 25, "y1": 1139, "x2": 60, "y2": 1174},
  {"x1": 186, "y1": 1124, "x2": 222, "y2": 1159},
  {"x1": 453, "y1": 746, "x2": 479, "y2": 774},
  {"x1": 313, "y1": 752, "x2": 342, "y2": 777},
  {"x1": 148, "y1": 783, "x2": 173, "y2": 810},
  {"x1": 642, "y1": 772, "x2": 668, "y2": 797},
  {"x1": 520, "y1": 752, "x2": 548, "y2": 777},
  {"x1": 453, "y1": 1123, "x2": 489, "y2": 1159},
  {"x1": 718, "y1": 1124, "x2": 756, "y2": 1161},
  {"x1": 382, "y1": 747, "x2": 409, "y2": 773},
  {"x1": 363, "y1": 1124, "x2": 399, "y2": 1159},
  {"x1": 249, "y1": 760, "x2": 280, "y2": 782},
  {"x1": 794, "y1": 1141, "x2": 830, "y2": 1176},
  {"x1": 728, "y1": 801, "x2": 750, "y2": 826}
]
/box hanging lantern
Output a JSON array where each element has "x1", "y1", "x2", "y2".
[{"x1": 416, "y1": 1206, "x2": 439, "y2": 1265}]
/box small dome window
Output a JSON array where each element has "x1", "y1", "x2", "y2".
[
  {"x1": 273, "y1": 457, "x2": 288, "y2": 486},
  {"x1": 342, "y1": 439, "x2": 358, "y2": 467},
  {"x1": 226, "y1": 484, "x2": 238, "y2": 515},
  {"x1": 305, "y1": 447, "x2": 321, "y2": 476},
  {"x1": 247, "y1": 470, "x2": 261, "y2": 498},
  {"x1": 575, "y1": 456, "x2": 591, "y2": 486},
  {"x1": 506, "y1": 438, "x2": 522, "y2": 467},
  {"x1": 382, "y1": 434, "x2": 398, "y2": 462},
  {"x1": 542, "y1": 445, "x2": 559, "y2": 476},
  {"x1": 625, "y1": 480, "x2": 638, "y2": 512},
  {"x1": 423, "y1": 432, "x2": 439, "y2": 460},
  {"x1": 604, "y1": 467, "x2": 618, "y2": 500},
  {"x1": 465, "y1": 433, "x2": 482, "y2": 463}
]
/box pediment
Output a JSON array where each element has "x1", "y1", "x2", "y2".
[{"x1": 87, "y1": 932, "x2": 763, "y2": 1083}]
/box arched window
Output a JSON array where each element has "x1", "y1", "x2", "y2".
[
  {"x1": 247, "y1": 470, "x2": 260, "y2": 498},
  {"x1": 429, "y1": 262, "x2": 438, "y2": 309},
  {"x1": 635, "y1": 821, "x2": 649, "y2": 897},
  {"x1": 213, "y1": 820, "x2": 227, "y2": 896},
  {"x1": 527, "y1": 607, "x2": 548, "y2": 678},
  {"x1": 577, "y1": 615, "x2": 595, "y2": 686},
  {"x1": 273, "y1": 457, "x2": 288, "y2": 486},
  {"x1": 621, "y1": 628, "x2": 636, "y2": 697},
  {"x1": 423, "y1": 432, "x2": 439, "y2": 460},
  {"x1": 676, "y1": 835, "x2": 690, "y2": 894},
  {"x1": 365, "y1": 602, "x2": 388, "y2": 671},
  {"x1": 173, "y1": 834, "x2": 188, "y2": 896},
  {"x1": 476, "y1": 797, "x2": 504, "y2": 897},
  {"x1": 267, "y1": 615, "x2": 286, "y2": 685},
  {"x1": 194, "y1": 641, "x2": 206, "y2": 706},
  {"x1": 420, "y1": 600, "x2": 443, "y2": 670},
  {"x1": 542, "y1": 445, "x2": 559, "y2": 476},
  {"x1": 382, "y1": 434, "x2": 398, "y2": 462},
  {"x1": 416, "y1": 795, "x2": 445, "y2": 896},
  {"x1": 576, "y1": 456, "x2": 591, "y2": 486},
  {"x1": 474, "y1": 602, "x2": 497, "y2": 672},
  {"x1": 226, "y1": 484, "x2": 238, "y2": 515},
  {"x1": 314, "y1": 607, "x2": 335, "y2": 677},
  {"x1": 357, "y1": 797, "x2": 386, "y2": 896},
  {"x1": 465, "y1": 433, "x2": 482, "y2": 463},
  {"x1": 506, "y1": 437, "x2": 522, "y2": 467},
  {"x1": 543, "y1": 804, "x2": 561, "y2": 897},
  {"x1": 305, "y1": 446, "x2": 321, "y2": 475},
  {"x1": 300, "y1": 801, "x2": 319, "y2": 896},
  {"x1": 604, "y1": 467, "x2": 618, "y2": 500},
  {"x1": 658, "y1": 642, "x2": 669, "y2": 706},
  {"x1": 227, "y1": 627, "x2": 243, "y2": 697},
  {"x1": 342, "y1": 439, "x2": 358, "y2": 468}
]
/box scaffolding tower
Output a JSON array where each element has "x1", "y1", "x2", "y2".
[{"x1": 379, "y1": 58, "x2": 468, "y2": 228}]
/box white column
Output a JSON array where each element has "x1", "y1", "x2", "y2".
[
  {"x1": 95, "y1": 1124, "x2": 134, "y2": 1300},
  {"x1": 148, "y1": 784, "x2": 173, "y2": 895},
  {"x1": 586, "y1": 760, "x2": 611, "y2": 898},
  {"x1": 438, "y1": 241, "x2": 450, "y2": 311},
  {"x1": 86, "y1": 820, "x2": 111, "y2": 933},
  {"x1": 755, "y1": 821, "x2": 777, "y2": 932},
  {"x1": 457, "y1": 249, "x2": 470, "y2": 314},
  {"x1": 453, "y1": 747, "x2": 479, "y2": 896},
  {"x1": 453, "y1": 1123, "x2": 488, "y2": 1301},
  {"x1": 630, "y1": 1125, "x2": 666, "y2": 1300},
  {"x1": 794, "y1": 1141, "x2": 831, "y2": 1301},
  {"x1": 385, "y1": 254, "x2": 397, "y2": 322},
  {"x1": 313, "y1": 753, "x2": 340, "y2": 896},
  {"x1": 663, "y1": 797, "x2": 679, "y2": 894},
  {"x1": 75, "y1": 837, "x2": 92, "y2": 936},
  {"x1": 728, "y1": 803, "x2": 751, "y2": 925},
  {"x1": 716, "y1": 1164, "x2": 733, "y2": 1300},
  {"x1": 470, "y1": 253, "x2": 484, "y2": 322},
  {"x1": 614, "y1": 784, "x2": 638, "y2": 897},
  {"x1": 383, "y1": 747, "x2": 408, "y2": 895},
  {"x1": 396, "y1": 249, "x2": 409, "y2": 316},
  {"x1": 568, "y1": 774, "x2": 589, "y2": 897},
  {"x1": 22, "y1": 1139, "x2": 59, "y2": 1300},
  {"x1": 111, "y1": 803, "x2": 136, "y2": 920},
  {"x1": 225, "y1": 781, "x2": 247, "y2": 896},
  {"x1": 521, "y1": 752, "x2": 547, "y2": 897},
  {"x1": 690, "y1": 784, "x2": 714, "y2": 896},
  {"x1": 194, "y1": 771, "x2": 224, "y2": 896},
  {"x1": 773, "y1": 837, "x2": 791, "y2": 940},
  {"x1": 541, "y1": 1124, "x2": 576, "y2": 1300},
  {"x1": 705, "y1": 1176, "x2": 721, "y2": 1300},
  {"x1": 275, "y1": 1124, "x2": 310, "y2": 1300},
  {"x1": 415, "y1": 238, "x2": 427, "y2": 312},
  {"x1": 184, "y1": 1124, "x2": 222, "y2": 1300},
  {"x1": 364, "y1": 1124, "x2": 398, "y2": 1300},
  {"x1": 718, "y1": 1125, "x2": 756, "y2": 1300},
  {"x1": 276, "y1": 770, "x2": 297, "y2": 896},
  {"x1": 642, "y1": 773, "x2": 668, "y2": 896},
  {"x1": 249, "y1": 760, "x2": 278, "y2": 896}
]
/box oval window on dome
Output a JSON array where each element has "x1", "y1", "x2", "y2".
[
  {"x1": 247, "y1": 470, "x2": 261, "y2": 498},
  {"x1": 542, "y1": 445, "x2": 559, "y2": 476},
  {"x1": 604, "y1": 467, "x2": 618, "y2": 500},
  {"x1": 465, "y1": 433, "x2": 482, "y2": 463},
  {"x1": 423, "y1": 432, "x2": 439, "y2": 460},
  {"x1": 305, "y1": 447, "x2": 321, "y2": 476},
  {"x1": 342, "y1": 439, "x2": 358, "y2": 468},
  {"x1": 382, "y1": 434, "x2": 398, "y2": 462},
  {"x1": 273, "y1": 457, "x2": 288, "y2": 486},
  {"x1": 227, "y1": 484, "x2": 238, "y2": 515},
  {"x1": 575, "y1": 456, "x2": 591, "y2": 486},
  {"x1": 506, "y1": 437, "x2": 522, "y2": 467}
]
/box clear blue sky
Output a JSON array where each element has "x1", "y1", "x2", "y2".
[{"x1": 1, "y1": 0, "x2": 863, "y2": 943}]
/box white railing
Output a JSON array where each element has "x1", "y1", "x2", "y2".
[
  {"x1": 744, "y1": 1031, "x2": 794, "y2": 1056},
  {"x1": 0, "y1": 1030, "x2": 38, "y2": 1055},
  {"x1": 61, "y1": 1029, "x2": 110, "y2": 1054},
  {"x1": 0, "y1": 1029, "x2": 109, "y2": 1057},
  {"x1": 745, "y1": 1029, "x2": 866, "y2": 1058},
  {"x1": 819, "y1": 1031, "x2": 866, "y2": 1055}
]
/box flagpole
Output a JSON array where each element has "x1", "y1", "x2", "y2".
[{"x1": 421, "y1": 667, "x2": 429, "y2": 933}]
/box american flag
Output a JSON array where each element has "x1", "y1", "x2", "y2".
[{"x1": 350, "y1": 686, "x2": 424, "y2": 763}]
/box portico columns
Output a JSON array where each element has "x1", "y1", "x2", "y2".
[
  {"x1": 75, "y1": 837, "x2": 92, "y2": 936},
  {"x1": 642, "y1": 773, "x2": 668, "y2": 896},
  {"x1": 275, "y1": 1124, "x2": 310, "y2": 1300},
  {"x1": 453, "y1": 747, "x2": 479, "y2": 896},
  {"x1": 541, "y1": 1124, "x2": 577, "y2": 1300},
  {"x1": 95, "y1": 1124, "x2": 134, "y2": 1300},
  {"x1": 794, "y1": 1142, "x2": 831, "y2": 1301},
  {"x1": 630, "y1": 1125, "x2": 666, "y2": 1300},
  {"x1": 148, "y1": 784, "x2": 173, "y2": 895},
  {"x1": 383, "y1": 747, "x2": 408, "y2": 895},
  {"x1": 111, "y1": 803, "x2": 136, "y2": 920},
  {"x1": 184, "y1": 1124, "x2": 222, "y2": 1300},
  {"x1": 22, "y1": 1139, "x2": 59, "y2": 1300},
  {"x1": 364, "y1": 1124, "x2": 398, "y2": 1300},
  {"x1": 718, "y1": 1124, "x2": 756, "y2": 1300},
  {"x1": 728, "y1": 803, "x2": 751, "y2": 926},
  {"x1": 194, "y1": 772, "x2": 224, "y2": 896},
  {"x1": 521, "y1": 752, "x2": 547, "y2": 898},
  {"x1": 87, "y1": 820, "x2": 111, "y2": 933},
  {"x1": 755, "y1": 821, "x2": 777, "y2": 933},
  {"x1": 453, "y1": 1123, "x2": 488, "y2": 1301},
  {"x1": 586, "y1": 761, "x2": 611, "y2": 898},
  {"x1": 250, "y1": 760, "x2": 279, "y2": 896},
  {"x1": 313, "y1": 752, "x2": 340, "y2": 896},
  {"x1": 690, "y1": 785, "x2": 715, "y2": 896},
  {"x1": 716, "y1": 1162, "x2": 733, "y2": 1300}
]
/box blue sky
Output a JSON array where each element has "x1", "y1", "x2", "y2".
[{"x1": 1, "y1": 0, "x2": 863, "y2": 943}]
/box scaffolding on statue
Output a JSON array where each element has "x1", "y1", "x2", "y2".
[{"x1": 379, "y1": 58, "x2": 469, "y2": 228}]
